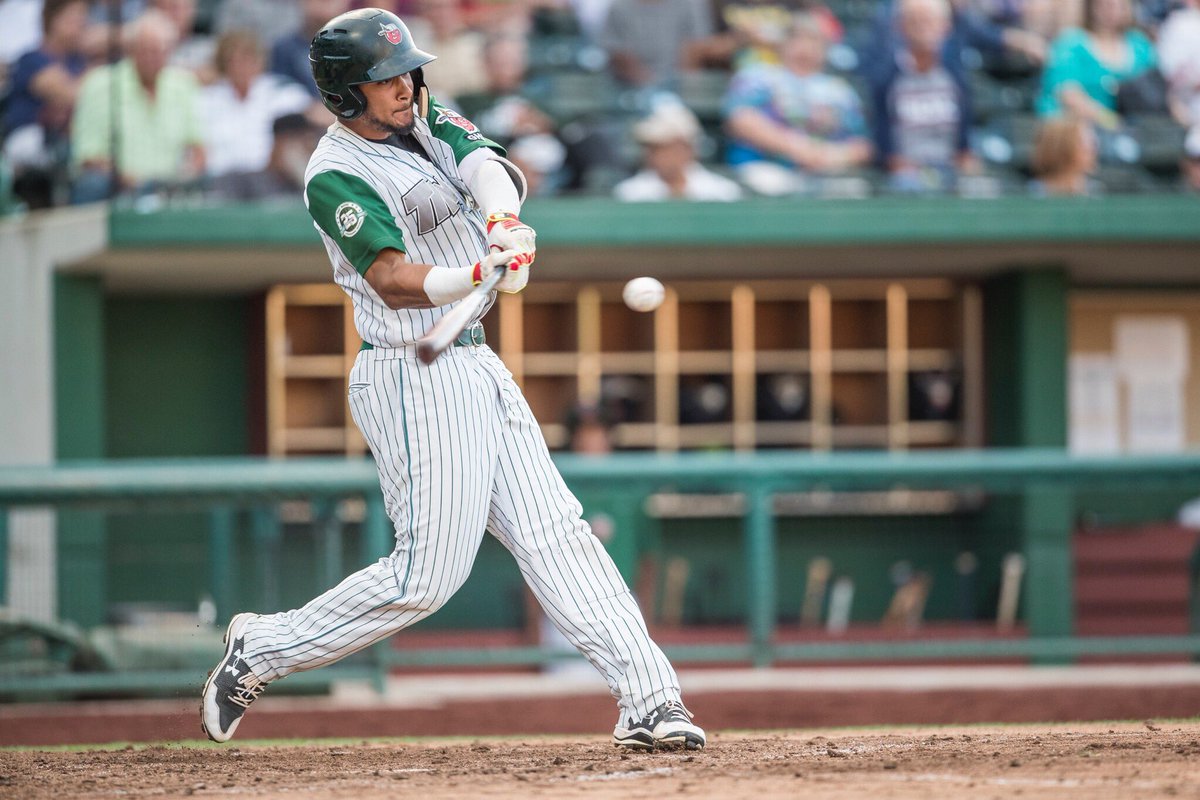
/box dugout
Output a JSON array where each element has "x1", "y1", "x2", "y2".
[{"x1": 3, "y1": 195, "x2": 1200, "y2": 646}]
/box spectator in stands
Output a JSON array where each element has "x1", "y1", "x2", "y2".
[
  {"x1": 0, "y1": 0, "x2": 46, "y2": 83},
  {"x1": 207, "y1": 113, "x2": 324, "y2": 200},
  {"x1": 1182, "y1": 125, "x2": 1200, "y2": 192},
  {"x1": 407, "y1": 0, "x2": 488, "y2": 102},
  {"x1": 2, "y1": 0, "x2": 91, "y2": 208},
  {"x1": 614, "y1": 102, "x2": 742, "y2": 201},
  {"x1": 869, "y1": 0, "x2": 977, "y2": 193},
  {"x1": 601, "y1": 0, "x2": 712, "y2": 88},
  {"x1": 151, "y1": 0, "x2": 214, "y2": 77},
  {"x1": 693, "y1": 0, "x2": 842, "y2": 71},
  {"x1": 1036, "y1": 0, "x2": 1156, "y2": 130},
  {"x1": 214, "y1": 0, "x2": 302, "y2": 49},
  {"x1": 199, "y1": 31, "x2": 315, "y2": 187},
  {"x1": 1158, "y1": 0, "x2": 1200, "y2": 128},
  {"x1": 861, "y1": 0, "x2": 1047, "y2": 85},
  {"x1": 723, "y1": 13, "x2": 871, "y2": 196},
  {"x1": 70, "y1": 11, "x2": 205, "y2": 202},
  {"x1": 1029, "y1": 114, "x2": 1098, "y2": 195},
  {"x1": 271, "y1": 0, "x2": 350, "y2": 99},
  {"x1": 457, "y1": 33, "x2": 607, "y2": 195}
]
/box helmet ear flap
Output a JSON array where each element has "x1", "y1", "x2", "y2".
[{"x1": 321, "y1": 86, "x2": 367, "y2": 120}]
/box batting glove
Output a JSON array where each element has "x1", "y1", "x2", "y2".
[
  {"x1": 486, "y1": 212, "x2": 536, "y2": 257},
  {"x1": 472, "y1": 248, "x2": 533, "y2": 294}
]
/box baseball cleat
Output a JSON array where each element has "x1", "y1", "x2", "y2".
[
  {"x1": 201, "y1": 613, "x2": 268, "y2": 743},
  {"x1": 613, "y1": 700, "x2": 706, "y2": 751}
]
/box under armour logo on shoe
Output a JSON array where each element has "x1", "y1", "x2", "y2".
[{"x1": 224, "y1": 649, "x2": 243, "y2": 676}]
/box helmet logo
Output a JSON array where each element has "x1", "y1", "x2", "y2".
[{"x1": 378, "y1": 22, "x2": 403, "y2": 45}]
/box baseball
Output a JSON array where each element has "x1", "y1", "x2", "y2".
[{"x1": 623, "y1": 277, "x2": 665, "y2": 313}]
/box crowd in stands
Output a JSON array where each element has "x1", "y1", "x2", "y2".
[{"x1": 2, "y1": 0, "x2": 1199, "y2": 211}]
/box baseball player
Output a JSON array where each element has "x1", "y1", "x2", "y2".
[{"x1": 202, "y1": 8, "x2": 705, "y2": 752}]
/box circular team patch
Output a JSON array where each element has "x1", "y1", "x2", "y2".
[{"x1": 335, "y1": 202, "x2": 365, "y2": 237}]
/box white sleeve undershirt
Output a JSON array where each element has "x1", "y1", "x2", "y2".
[{"x1": 460, "y1": 149, "x2": 528, "y2": 216}]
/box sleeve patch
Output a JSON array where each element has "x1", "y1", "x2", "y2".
[{"x1": 335, "y1": 201, "x2": 366, "y2": 237}]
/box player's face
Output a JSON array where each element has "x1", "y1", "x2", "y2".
[{"x1": 360, "y1": 73, "x2": 416, "y2": 136}]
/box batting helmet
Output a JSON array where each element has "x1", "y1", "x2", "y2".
[{"x1": 309, "y1": 8, "x2": 435, "y2": 120}]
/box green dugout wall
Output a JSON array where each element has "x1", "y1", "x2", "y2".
[{"x1": 43, "y1": 195, "x2": 1200, "y2": 632}]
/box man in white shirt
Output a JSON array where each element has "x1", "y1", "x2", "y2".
[
  {"x1": 199, "y1": 30, "x2": 316, "y2": 179},
  {"x1": 614, "y1": 104, "x2": 743, "y2": 202}
]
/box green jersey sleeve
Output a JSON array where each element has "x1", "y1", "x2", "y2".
[
  {"x1": 306, "y1": 170, "x2": 407, "y2": 275},
  {"x1": 425, "y1": 95, "x2": 505, "y2": 164}
]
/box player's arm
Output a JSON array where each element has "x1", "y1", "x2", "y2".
[
  {"x1": 306, "y1": 170, "x2": 527, "y2": 311},
  {"x1": 362, "y1": 247, "x2": 528, "y2": 310},
  {"x1": 424, "y1": 96, "x2": 535, "y2": 255}
]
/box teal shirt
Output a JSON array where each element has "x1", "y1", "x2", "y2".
[{"x1": 1036, "y1": 28, "x2": 1156, "y2": 116}]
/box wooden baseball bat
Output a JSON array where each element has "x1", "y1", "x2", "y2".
[{"x1": 416, "y1": 264, "x2": 505, "y2": 365}]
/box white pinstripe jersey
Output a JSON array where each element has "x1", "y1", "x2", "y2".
[{"x1": 303, "y1": 99, "x2": 515, "y2": 348}]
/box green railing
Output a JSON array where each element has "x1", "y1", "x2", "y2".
[{"x1": 2, "y1": 449, "x2": 1200, "y2": 696}]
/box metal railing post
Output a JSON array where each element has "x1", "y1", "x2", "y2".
[
  {"x1": 362, "y1": 494, "x2": 392, "y2": 566},
  {"x1": 744, "y1": 484, "x2": 777, "y2": 667},
  {"x1": 363, "y1": 494, "x2": 392, "y2": 694},
  {"x1": 0, "y1": 507, "x2": 8, "y2": 607},
  {"x1": 251, "y1": 506, "x2": 281, "y2": 612},
  {"x1": 208, "y1": 506, "x2": 236, "y2": 624},
  {"x1": 313, "y1": 498, "x2": 343, "y2": 590}
]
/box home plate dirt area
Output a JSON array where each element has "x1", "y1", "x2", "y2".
[{"x1": 4, "y1": 722, "x2": 1200, "y2": 799}]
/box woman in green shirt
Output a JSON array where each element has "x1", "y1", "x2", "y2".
[{"x1": 1036, "y1": 0, "x2": 1156, "y2": 129}]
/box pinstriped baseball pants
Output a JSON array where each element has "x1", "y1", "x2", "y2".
[{"x1": 240, "y1": 344, "x2": 681, "y2": 721}]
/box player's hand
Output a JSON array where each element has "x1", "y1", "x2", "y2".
[
  {"x1": 472, "y1": 248, "x2": 533, "y2": 294},
  {"x1": 486, "y1": 213, "x2": 536, "y2": 258}
]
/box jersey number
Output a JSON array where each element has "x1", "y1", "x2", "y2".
[{"x1": 401, "y1": 182, "x2": 459, "y2": 236}]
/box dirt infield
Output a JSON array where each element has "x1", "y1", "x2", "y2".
[{"x1": 3, "y1": 722, "x2": 1200, "y2": 799}]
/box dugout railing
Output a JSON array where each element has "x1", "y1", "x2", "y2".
[{"x1": 3, "y1": 449, "x2": 1200, "y2": 696}]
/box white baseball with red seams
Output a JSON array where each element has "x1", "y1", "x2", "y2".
[{"x1": 623, "y1": 277, "x2": 665, "y2": 312}]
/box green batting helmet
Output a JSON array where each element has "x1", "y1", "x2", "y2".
[{"x1": 309, "y1": 8, "x2": 435, "y2": 120}]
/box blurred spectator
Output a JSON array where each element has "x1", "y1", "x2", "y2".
[
  {"x1": 457, "y1": 33, "x2": 586, "y2": 195},
  {"x1": 3, "y1": 0, "x2": 90, "y2": 208},
  {"x1": 1036, "y1": 0, "x2": 1156, "y2": 130},
  {"x1": 1158, "y1": 0, "x2": 1200, "y2": 128},
  {"x1": 199, "y1": 31, "x2": 314, "y2": 183},
  {"x1": 1182, "y1": 125, "x2": 1200, "y2": 192},
  {"x1": 723, "y1": 13, "x2": 871, "y2": 196},
  {"x1": 270, "y1": 0, "x2": 350, "y2": 99},
  {"x1": 214, "y1": 0, "x2": 302, "y2": 48},
  {"x1": 151, "y1": 0, "x2": 213, "y2": 76},
  {"x1": 694, "y1": 0, "x2": 842, "y2": 70},
  {"x1": 614, "y1": 103, "x2": 742, "y2": 201},
  {"x1": 565, "y1": 401, "x2": 615, "y2": 454},
  {"x1": 207, "y1": 113, "x2": 323, "y2": 200},
  {"x1": 1029, "y1": 115, "x2": 1098, "y2": 195},
  {"x1": 70, "y1": 11, "x2": 205, "y2": 202},
  {"x1": 407, "y1": 0, "x2": 487, "y2": 102},
  {"x1": 869, "y1": 0, "x2": 977, "y2": 193},
  {"x1": 861, "y1": 0, "x2": 1046, "y2": 85},
  {"x1": 0, "y1": 0, "x2": 45, "y2": 80},
  {"x1": 600, "y1": 0, "x2": 712, "y2": 88}
]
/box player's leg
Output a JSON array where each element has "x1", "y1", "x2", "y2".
[
  {"x1": 476, "y1": 349, "x2": 704, "y2": 750},
  {"x1": 202, "y1": 350, "x2": 499, "y2": 742}
]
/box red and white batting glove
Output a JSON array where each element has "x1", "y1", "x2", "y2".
[
  {"x1": 486, "y1": 212, "x2": 536, "y2": 258},
  {"x1": 472, "y1": 248, "x2": 533, "y2": 294}
]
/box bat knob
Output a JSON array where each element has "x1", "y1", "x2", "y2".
[{"x1": 417, "y1": 342, "x2": 436, "y2": 365}]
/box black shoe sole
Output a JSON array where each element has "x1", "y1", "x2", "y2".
[{"x1": 200, "y1": 614, "x2": 245, "y2": 743}]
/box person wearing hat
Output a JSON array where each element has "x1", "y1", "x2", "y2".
[{"x1": 613, "y1": 103, "x2": 743, "y2": 202}]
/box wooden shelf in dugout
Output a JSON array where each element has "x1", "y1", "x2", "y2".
[{"x1": 262, "y1": 279, "x2": 982, "y2": 455}]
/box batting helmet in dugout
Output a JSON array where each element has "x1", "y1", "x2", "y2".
[{"x1": 309, "y1": 8, "x2": 436, "y2": 120}]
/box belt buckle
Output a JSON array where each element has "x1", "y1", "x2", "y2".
[{"x1": 467, "y1": 325, "x2": 484, "y2": 346}]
